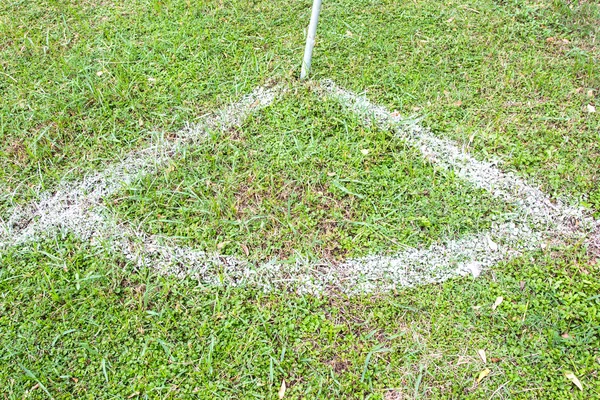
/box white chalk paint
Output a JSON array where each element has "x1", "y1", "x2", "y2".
[
  {"x1": 315, "y1": 80, "x2": 598, "y2": 292},
  {"x1": 1, "y1": 80, "x2": 597, "y2": 293},
  {"x1": 0, "y1": 84, "x2": 281, "y2": 247}
]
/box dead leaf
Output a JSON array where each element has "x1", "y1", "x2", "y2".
[
  {"x1": 327, "y1": 172, "x2": 336, "y2": 177},
  {"x1": 561, "y1": 332, "x2": 571, "y2": 339},
  {"x1": 96, "y1": 70, "x2": 104, "y2": 76},
  {"x1": 546, "y1": 37, "x2": 555, "y2": 43},
  {"x1": 71, "y1": 377, "x2": 79, "y2": 383},
  {"x1": 217, "y1": 242, "x2": 228, "y2": 250},
  {"x1": 391, "y1": 110, "x2": 401, "y2": 117},
  {"x1": 278, "y1": 379, "x2": 286, "y2": 399},
  {"x1": 453, "y1": 100, "x2": 463, "y2": 107},
  {"x1": 586, "y1": 104, "x2": 596, "y2": 113},
  {"x1": 476, "y1": 368, "x2": 490, "y2": 383},
  {"x1": 477, "y1": 349, "x2": 487, "y2": 364},
  {"x1": 519, "y1": 281, "x2": 526, "y2": 291},
  {"x1": 128, "y1": 393, "x2": 140, "y2": 399},
  {"x1": 360, "y1": 149, "x2": 370, "y2": 155},
  {"x1": 446, "y1": 17, "x2": 455, "y2": 23},
  {"x1": 345, "y1": 30, "x2": 353, "y2": 37},
  {"x1": 240, "y1": 243, "x2": 249, "y2": 256},
  {"x1": 565, "y1": 371, "x2": 583, "y2": 391},
  {"x1": 587, "y1": 89, "x2": 595, "y2": 98},
  {"x1": 492, "y1": 296, "x2": 503, "y2": 310},
  {"x1": 31, "y1": 384, "x2": 40, "y2": 391},
  {"x1": 490, "y1": 357, "x2": 501, "y2": 363}
]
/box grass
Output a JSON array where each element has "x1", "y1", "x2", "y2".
[
  {"x1": 1, "y1": 0, "x2": 599, "y2": 398},
  {"x1": 0, "y1": 0, "x2": 297, "y2": 214},
  {"x1": 314, "y1": 0, "x2": 600, "y2": 212},
  {"x1": 109, "y1": 88, "x2": 512, "y2": 262},
  {"x1": 2, "y1": 238, "x2": 599, "y2": 398}
]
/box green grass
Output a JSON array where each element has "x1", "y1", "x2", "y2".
[
  {"x1": 0, "y1": 0, "x2": 299, "y2": 213},
  {"x1": 1, "y1": 238, "x2": 599, "y2": 398},
  {"x1": 2, "y1": 0, "x2": 598, "y2": 213},
  {"x1": 1, "y1": 0, "x2": 599, "y2": 398},
  {"x1": 315, "y1": 0, "x2": 600, "y2": 212},
  {"x1": 109, "y1": 88, "x2": 512, "y2": 262}
]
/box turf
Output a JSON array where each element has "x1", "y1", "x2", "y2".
[
  {"x1": 1, "y1": 238, "x2": 599, "y2": 398},
  {"x1": 0, "y1": 0, "x2": 297, "y2": 214},
  {"x1": 1, "y1": 0, "x2": 599, "y2": 398},
  {"x1": 108, "y1": 88, "x2": 512, "y2": 262},
  {"x1": 315, "y1": 0, "x2": 600, "y2": 213}
]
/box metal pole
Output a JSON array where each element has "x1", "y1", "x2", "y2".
[{"x1": 300, "y1": 0, "x2": 322, "y2": 80}]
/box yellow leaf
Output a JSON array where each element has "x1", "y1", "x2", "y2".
[
  {"x1": 278, "y1": 379, "x2": 286, "y2": 399},
  {"x1": 565, "y1": 371, "x2": 583, "y2": 391},
  {"x1": 476, "y1": 368, "x2": 490, "y2": 383}
]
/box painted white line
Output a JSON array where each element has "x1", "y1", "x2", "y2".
[
  {"x1": 1, "y1": 80, "x2": 597, "y2": 293},
  {"x1": 0, "y1": 85, "x2": 281, "y2": 248},
  {"x1": 116, "y1": 223, "x2": 538, "y2": 294},
  {"x1": 316, "y1": 79, "x2": 598, "y2": 291},
  {"x1": 318, "y1": 80, "x2": 595, "y2": 233}
]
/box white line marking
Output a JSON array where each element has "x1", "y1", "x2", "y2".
[
  {"x1": 0, "y1": 85, "x2": 281, "y2": 247},
  {"x1": 318, "y1": 80, "x2": 598, "y2": 291},
  {"x1": 1, "y1": 80, "x2": 597, "y2": 293},
  {"x1": 319, "y1": 80, "x2": 594, "y2": 233}
]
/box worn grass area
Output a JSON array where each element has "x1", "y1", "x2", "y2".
[
  {"x1": 1, "y1": 0, "x2": 599, "y2": 398},
  {"x1": 109, "y1": 88, "x2": 511, "y2": 262}
]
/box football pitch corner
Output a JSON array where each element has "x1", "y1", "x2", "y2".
[{"x1": 1, "y1": 80, "x2": 597, "y2": 294}]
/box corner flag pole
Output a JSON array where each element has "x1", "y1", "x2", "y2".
[{"x1": 300, "y1": 0, "x2": 322, "y2": 80}]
